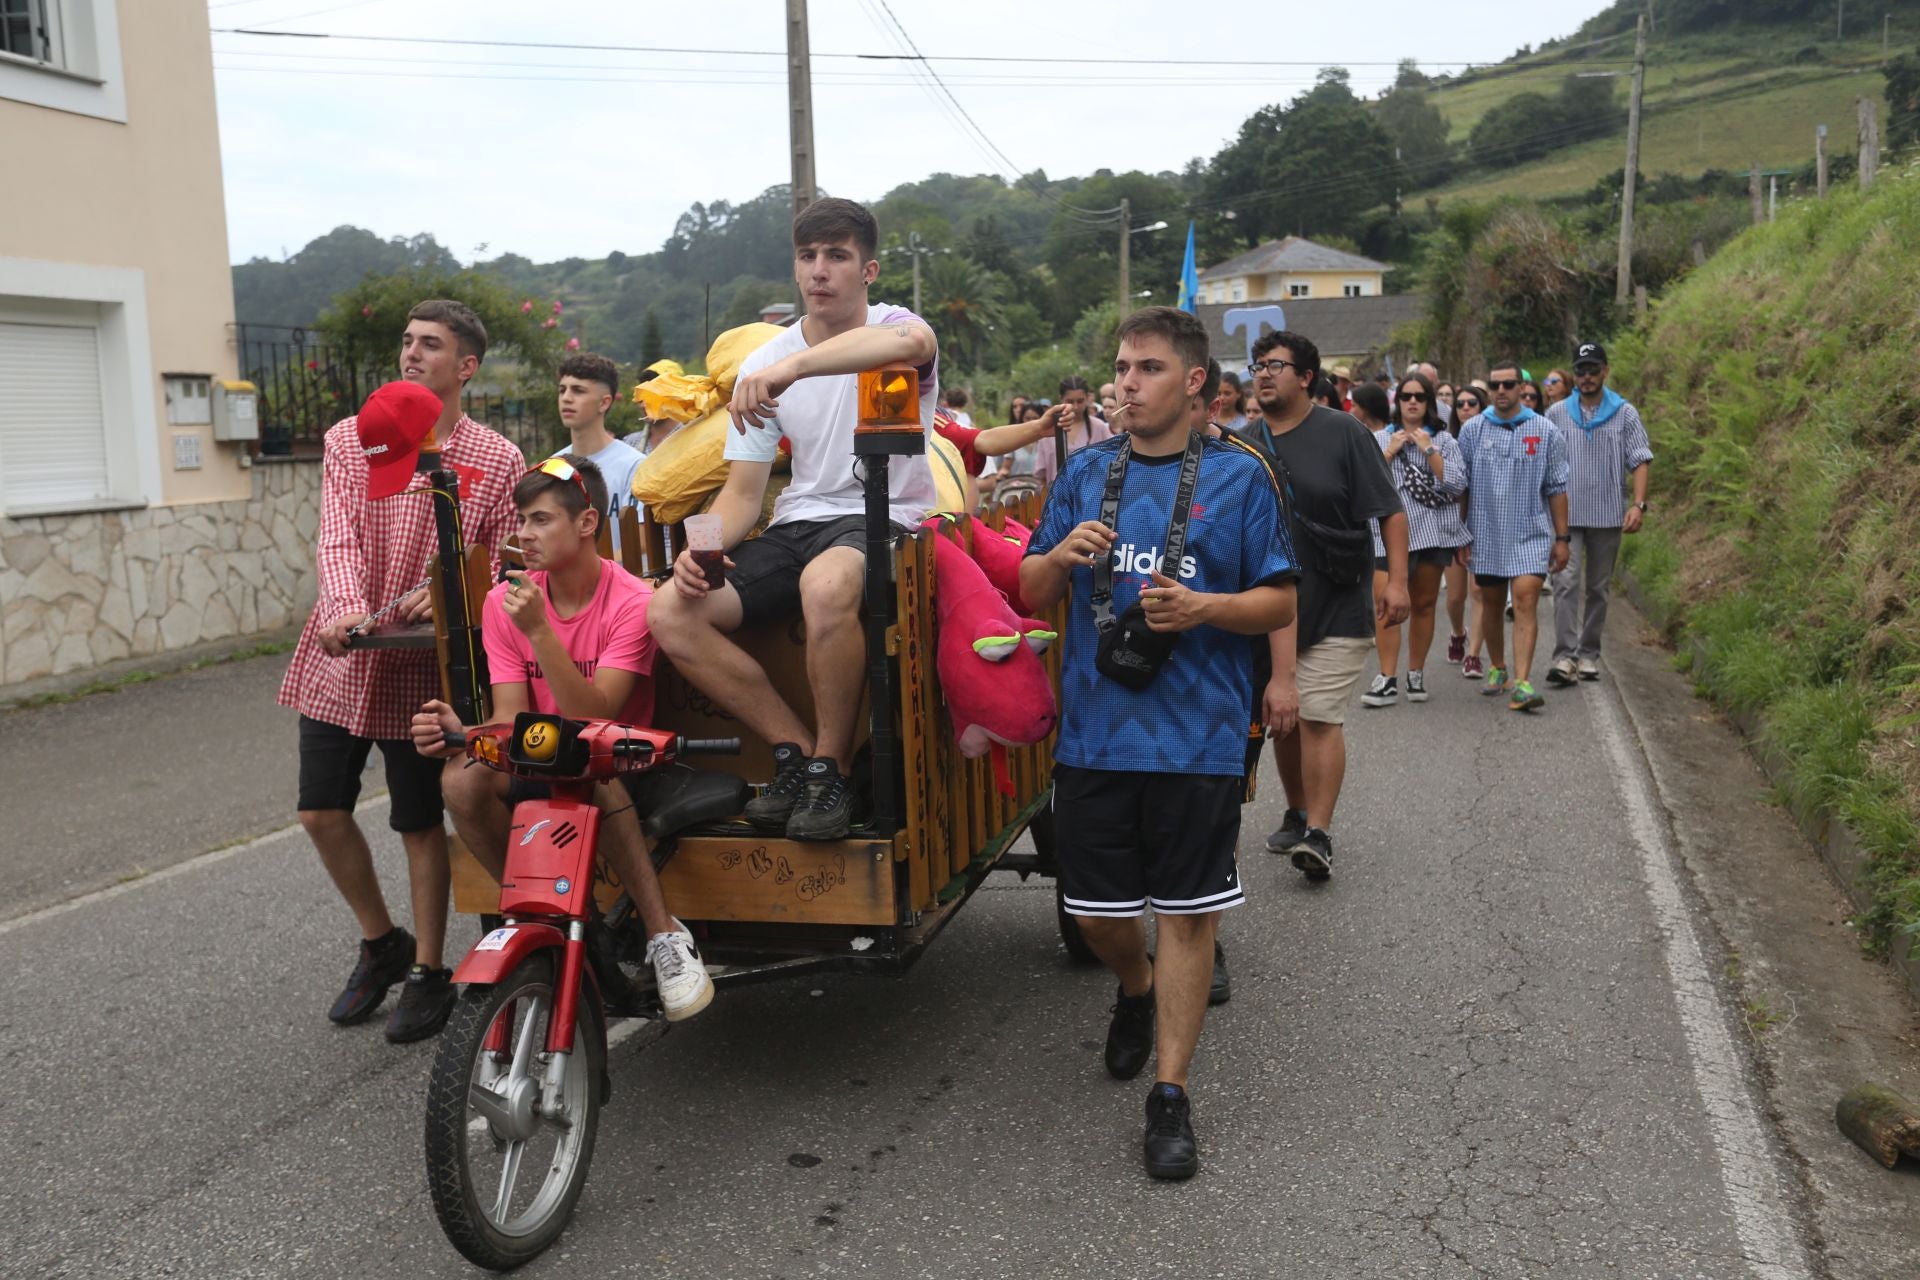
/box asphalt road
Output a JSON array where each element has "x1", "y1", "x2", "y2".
[{"x1": 0, "y1": 608, "x2": 1832, "y2": 1278}]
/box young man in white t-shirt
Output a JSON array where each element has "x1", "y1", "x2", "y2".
[
  {"x1": 552, "y1": 352, "x2": 643, "y2": 552},
  {"x1": 648, "y1": 198, "x2": 938, "y2": 842}
]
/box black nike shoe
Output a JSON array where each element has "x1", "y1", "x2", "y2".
[
  {"x1": 1264, "y1": 808, "x2": 1309, "y2": 856},
  {"x1": 384, "y1": 963, "x2": 456, "y2": 1043},
  {"x1": 1291, "y1": 827, "x2": 1333, "y2": 881},
  {"x1": 1143, "y1": 1082, "x2": 1199, "y2": 1180},
  {"x1": 1104, "y1": 985, "x2": 1155, "y2": 1080},
  {"x1": 787, "y1": 758, "x2": 854, "y2": 841}
]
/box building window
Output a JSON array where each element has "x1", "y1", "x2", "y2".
[
  {"x1": 0, "y1": 0, "x2": 125, "y2": 123},
  {"x1": 1210, "y1": 282, "x2": 1226, "y2": 305},
  {"x1": 0, "y1": 259, "x2": 162, "y2": 516},
  {"x1": 0, "y1": 0, "x2": 55, "y2": 65},
  {"x1": 1229, "y1": 280, "x2": 1247, "y2": 303},
  {"x1": 1289, "y1": 283, "x2": 1311, "y2": 299},
  {"x1": 1343, "y1": 281, "x2": 1367, "y2": 298}
]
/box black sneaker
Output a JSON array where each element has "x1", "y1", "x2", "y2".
[
  {"x1": 1105, "y1": 984, "x2": 1155, "y2": 1080},
  {"x1": 327, "y1": 927, "x2": 415, "y2": 1025},
  {"x1": 1291, "y1": 827, "x2": 1333, "y2": 881},
  {"x1": 1143, "y1": 1082, "x2": 1199, "y2": 1180},
  {"x1": 1209, "y1": 941, "x2": 1230, "y2": 1006},
  {"x1": 385, "y1": 964, "x2": 457, "y2": 1043},
  {"x1": 786, "y1": 758, "x2": 854, "y2": 841},
  {"x1": 1264, "y1": 808, "x2": 1309, "y2": 856},
  {"x1": 745, "y1": 742, "x2": 810, "y2": 831}
]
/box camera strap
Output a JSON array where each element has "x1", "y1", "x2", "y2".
[{"x1": 1091, "y1": 430, "x2": 1204, "y2": 630}]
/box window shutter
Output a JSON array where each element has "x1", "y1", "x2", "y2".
[{"x1": 0, "y1": 320, "x2": 111, "y2": 509}]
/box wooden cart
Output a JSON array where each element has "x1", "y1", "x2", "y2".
[{"x1": 415, "y1": 446, "x2": 1081, "y2": 989}]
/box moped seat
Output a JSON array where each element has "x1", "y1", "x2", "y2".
[{"x1": 630, "y1": 766, "x2": 751, "y2": 840}]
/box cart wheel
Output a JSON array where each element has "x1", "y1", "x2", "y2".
[
  {"x1": 1055, "y1": 884, "x2": 1100, "y2": 966},
  {"x1": 424, "y1": 952, "x2": 603, "y2": 1271},
  {"x1": 1028, "y1": 797, "x2": 1058, "y2": 876}
]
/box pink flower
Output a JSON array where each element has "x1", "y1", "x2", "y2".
[
  {"x1": 305, "y1": 360, "x2": 318, "y2": 370},
  {"x1": 551, "y1": 300, "x2": 564, "y2": 314},
  {"x1": 360, "y1": 304, "x2": 374, "y2": 318},
  {"x1": 521, "y1": 299, "x2": 534, "y2": 313},
  {"x1": 565, "y1": 336, "x2": 580, "y2": 351},
  {"x1": 541, "y1": 317, "x2": 558, "y2": 329}
]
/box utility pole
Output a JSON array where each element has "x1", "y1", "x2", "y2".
[
  {"x1": 1769, "y1": 174, "x2": 1779, "y2": 220},
  {"x1": 1859, "y1": 95, "x2": 1880, "y2": 189},
  {"x1": 1750, "y1": 163, "x2": 1764, "y2": 224},
  {"x1": 785, "y1": 0, "x2": 816, "y2": 218},
  {"x1": 1817, "y1": 123, "x2": 1830, "y2": 197},
  {"x1": 1616, "y1": 15, "x2": 1648, "y2": 309},
  {"x1": 909, "y1": 231, "x2": 923, "y2": 314},
  {"x1": 1117, "y1": 197, "x2": 1132, "y2": 314}
]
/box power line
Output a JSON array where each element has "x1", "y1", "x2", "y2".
[{"x1": 209, "y1": 26, "x2": 1506, "y2": 66}]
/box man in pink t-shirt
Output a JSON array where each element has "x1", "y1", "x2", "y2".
[{"x1": 412, "y1": 456, "x2": 713, "y2": 1021}]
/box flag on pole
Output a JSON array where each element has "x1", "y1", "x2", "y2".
[{"x1": 1176, "y1": 222, "x2": 1200, "y2": 313}]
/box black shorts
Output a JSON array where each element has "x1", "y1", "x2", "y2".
[
  {"x1": 297, "y1": 715, "x2": 445, "y2": 834},
  {"x1": 1053, "y1": 764, "x2": 1246, "y2": 918},
  {"x1": 1376, "y1": 548, "x2": 1456, "y2": 572},
  {"x1": 728, "y1": 515, "x2": 904, "y2": 630},
  {"x1": 1473, "y1": 571, "x2": 1545, "y2": 589}
]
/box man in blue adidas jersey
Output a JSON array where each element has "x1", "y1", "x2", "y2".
[{"x1": 1021, "y1": 306, "x2": 1300, "y2": 1182}]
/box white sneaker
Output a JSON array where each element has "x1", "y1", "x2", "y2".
[
  {"x1": 1577, "y1": 657, "x2": 1601, "y2": 681},
  {"x1": 1546, "y1": 656, "x2": 1578, "y2": 687},
  {"x1": 1360, "y1": 674, "x2": 1398, "y2": 708},
  {"x1": 1405, "y1": 670, "x2": 1428, "y2": 702},
  {"x1": 647, "y1": 920, "x2": 714, "y2": 1022}
]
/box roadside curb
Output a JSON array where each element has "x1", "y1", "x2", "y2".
[
  {"x1": 1617, "y1": 566, "x2": 1920, "y2": 1005},
  {"x1": 0, "y1": 625, "x2": 300, "y2": 711}
]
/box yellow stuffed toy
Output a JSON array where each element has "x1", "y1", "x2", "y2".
[{"x1": 629, "y1": 323, "x2": 784, "y2": 525}]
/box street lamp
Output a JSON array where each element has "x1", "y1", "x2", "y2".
[{"x1": 1117, "y1": 204, "x2": 1169, "y2": 312}]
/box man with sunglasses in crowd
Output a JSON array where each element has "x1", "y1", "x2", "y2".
[
  {"x1": 278, "y1": 301, "x2": 524, "y2": 1042},
  {"x1": 1232, "y1": 330, "x2": 1407, "y2": 881},
  {"x1": 412, "y1": 455, "x2": 713, "y2": 1022},
  {"x1": 1543, "y1": 342, "x2": 1652, "y2": 686},
  {"x1": 1457, "y1": 360, "x2": 1571, "y2": 712}
]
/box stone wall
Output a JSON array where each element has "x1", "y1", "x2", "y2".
[{"x1": 0, "y1": 458, "x2": 320, "y2": 688}]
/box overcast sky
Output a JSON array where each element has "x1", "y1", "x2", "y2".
[{"x1": 210, "y1": 0, "x2": 1610, "y2": 265}]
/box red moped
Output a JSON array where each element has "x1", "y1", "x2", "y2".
[{"x1": 423, "y1": 711, "x2": 742, "y2": 1270}]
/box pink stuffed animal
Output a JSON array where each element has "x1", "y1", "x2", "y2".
[
  {"x1": 965, "y1": 514, "x2": 1034, "y2": 616},
  {"x1": 924, "y1": 527, "x2": 1058, "y2": 794}
]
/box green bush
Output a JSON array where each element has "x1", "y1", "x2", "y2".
[{"x1": 1620, "y1": 169, "x2": 1920, "y2": 949}]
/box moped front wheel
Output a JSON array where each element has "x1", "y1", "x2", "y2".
[{"x1": 424, "y1": 953, "x2": 604, "y2": 1270}]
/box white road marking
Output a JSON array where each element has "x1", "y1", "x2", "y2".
[
  {"x1": 1590, "y1": 683, "x2": 1814, "y2": 1279},
  {"x1": 0, "y1": 792, "x2": 394, "y2": 939}
]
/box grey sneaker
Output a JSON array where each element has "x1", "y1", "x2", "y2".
[
  {"x1": 1578, "y1": 657, "x2": 1601, "y2": 681},
  {"x1": 1546, "y1": 656, "x2": 1579, "y2": 687},
  {"x1": 786, "y1": 758, "x2": 853, "y2": 841},
  {"x1": 1405, "y1": 670, "x2": 1428, "y2": 702},
  {"x1": 1265, "y1": 808, "x2": 1309, "y2": 855},
  {"x1": 745, "y1": 742, "x2": 809, "y2": 831}
]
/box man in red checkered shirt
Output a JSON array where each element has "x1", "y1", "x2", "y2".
[{"x1": 277, "y1": 300, "x2": 524, "y2": 1043}]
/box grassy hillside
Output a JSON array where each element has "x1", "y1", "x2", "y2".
[
  {"x1": 1612, "y1": 167, "x2": 1920, "y2": 948},
  {"x1": 1425, "y1": 30, "x2": 1891, "y2": 204}
]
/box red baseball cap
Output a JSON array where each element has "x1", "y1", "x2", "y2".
[{"x1": 357, "y1": 381, "x2": 444, "y2": 499}]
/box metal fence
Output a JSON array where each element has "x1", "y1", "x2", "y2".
[{"x1": 232, "y1": 323, "x2": 566, "y2": 460}]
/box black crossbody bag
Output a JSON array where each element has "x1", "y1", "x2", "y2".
[{"x1": 1092, "y1": 432, "x2": 1204, "y2": 691}]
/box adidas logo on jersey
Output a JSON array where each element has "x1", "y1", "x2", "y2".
[{"x1": 1111, "y1": 543, "x2": 1198, "y2": 579}]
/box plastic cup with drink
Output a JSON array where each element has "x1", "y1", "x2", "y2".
[{"x1": 684, "y1": 513, "x2": 726, "y2": 589}]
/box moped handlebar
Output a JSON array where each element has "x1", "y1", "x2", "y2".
[{"x1": 679, "y1": 737, "x2": 743, "y2": 755}]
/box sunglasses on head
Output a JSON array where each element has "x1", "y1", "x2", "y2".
[
  {"x1": 1488, "y1": 379, "x2": 1520, "y2": 390},
  {"x1": 524, "y1": 456, "x2": 592, "y2": 505}
]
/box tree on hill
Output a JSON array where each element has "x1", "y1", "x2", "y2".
[
  {"x1": 917, "y1": 254, "x2": 1008, "y2": 373},
  {"x1": 315, "y1": 266, "x2": 568, "y2": 385},
  {"x1": 1468, "y1": 75, "x2": 1624, "y2": 168},
  {"x1": 232, "y1": 226, "x2": 459, "y2": 328},
  {"x1": 1040, "y1": 170, "x2": 1188, "y2": 330},
  {"x1": 639, "y1": 308, "x2": 664, "y2": 367},
  {"x1": 1201, "y1": 68, "x2": 1400, "y2": 246},
  {"x1": 1376, "y1": 81, "x2": 1452, "y2": 182}
]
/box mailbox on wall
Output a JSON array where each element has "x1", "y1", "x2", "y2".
[{"x1": 211, "y1": 379, "x2": 259, "y2": 442}]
